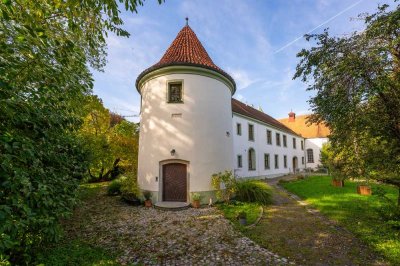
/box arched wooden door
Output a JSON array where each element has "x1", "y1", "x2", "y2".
[{"x1": 162, "y1": 163, "x2": 187, "y2": 202}]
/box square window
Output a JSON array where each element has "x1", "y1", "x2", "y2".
[
  {"x1": 284, "y1": 155, "x2": 287, "y2": 168},
  {"x1": 293, "y1": 138, "x2": 296, "y2": 149},
  {"x1": 168, "y1": 82, "x2": 183, "y2": 103},
  {"x1": 283, "y1": 135, "x2": 287, "y2": 147},
  {"x1": 274, "y1": 154, "x2": 279, "y2": 169}
]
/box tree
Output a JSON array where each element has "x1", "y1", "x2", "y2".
[
  {"x1": 294, "y1": 2, "x2": 400, "y2": 205},
  {"x1": 79, "y1": 96, "x2": 139, "y2": 182},
  {"x1": 0, "y1": 0, "x2": 161, "y2": 263}
]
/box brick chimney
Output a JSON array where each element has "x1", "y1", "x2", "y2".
[{"x1": 288, "y1": 110, "x2": 296, "y2": 122}]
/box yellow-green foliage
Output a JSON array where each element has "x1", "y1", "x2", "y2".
[{"x1": 211, "y1": 171, "x2": 236, "y2": 202}]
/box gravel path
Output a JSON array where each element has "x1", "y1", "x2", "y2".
[{"x1": 65, "y1": 186, "x2": 291, "y2": 266}]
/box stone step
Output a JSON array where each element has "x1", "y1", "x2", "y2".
[{"x1": 154, "y1": 201, "x2": 190, "y2": 211}]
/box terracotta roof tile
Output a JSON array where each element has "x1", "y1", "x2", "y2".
[
  {"x1": 232, "y1": 98, "x2": 301, "y2": 136},
  {"x1": 136, "y1": 25, "x2": 235, "y2": 90},
  {"x1": 278, "y1": 115, "x2": 330, "y2": 138}
]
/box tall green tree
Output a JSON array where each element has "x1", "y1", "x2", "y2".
[
  {"x1": 0, "y1": 0, "x2": 160, "y2": 263},
  {"x1": 294, "y1": 2, "x2": 400, "y2": 204}
]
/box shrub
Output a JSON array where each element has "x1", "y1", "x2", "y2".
[
  {"x1": 107, "y1": 179, "x2": 122, "y2": 196},
  {"x1": 120, "y1": 173, "x2": 140, "y2": 198},
  {"x1": 211, "y1": 171, "x2": 237, "y2": 202},
  {"x1": 235, "y1": 180, "x2": 272, "y2": 205},
  {"x1": 236, "y1": 211, "x2": 247, "y2": 219}
]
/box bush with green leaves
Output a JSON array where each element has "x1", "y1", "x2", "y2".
[
  {"x1": 120, "y1": 173, "x2": 140, "y2": 199},
  {"x1": 234, "y1": 180, "x2": 272, "y2": 205},
  {"x1": 211, "y1": 171, "x2": 237, "y2": 202},
  {"x1": 107, "y1": 179, "x2": 123, "y2": 196}
]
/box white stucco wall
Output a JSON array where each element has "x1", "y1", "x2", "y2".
[
  {"x1": 138, "y1": 73, "x2": 234, "y2": 196},
  {"x1": 232, "y1": 114, "x2": 306, "y2": 179},
  {"x1": 304, "y1": 138, "x2": 329, "y2": 169}
]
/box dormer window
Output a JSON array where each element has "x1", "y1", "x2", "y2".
[{"x1": 167, "y1": 81, "x2": 183, "y2": 103}]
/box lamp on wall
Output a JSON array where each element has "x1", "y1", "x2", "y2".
[{"x1": 170, "y1": 149, "x2": 176, "y2": 156}]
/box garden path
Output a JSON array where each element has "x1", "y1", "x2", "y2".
[{"x1": 244, "y1": 175, "x2": 387, "y2": 266}]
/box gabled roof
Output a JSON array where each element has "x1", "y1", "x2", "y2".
[
  {"x1": 278, "y1": 114, "x2": 330, "y2": 138},
  {"x1": 136, "y1": 25, "x2": 235, "y2": 91},
  {"x1": 232, "y1": 98, "x2": 301, "y2": 137}
]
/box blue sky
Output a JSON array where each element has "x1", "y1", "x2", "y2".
[{"x1": 92, "y1": 0, "x2": 393, "y2": 122}]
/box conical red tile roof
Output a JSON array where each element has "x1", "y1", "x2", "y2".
[{"x1": 136, "y1": 25, "x2": 235, "y2": 91}]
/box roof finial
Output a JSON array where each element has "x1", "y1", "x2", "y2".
[{"x1": 185, "y1": 17, "x2": 189, "y2": 26}]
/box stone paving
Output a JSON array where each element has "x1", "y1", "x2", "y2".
[{"x1": 66, "y1": 188, "x2": 292, "y2": 265}]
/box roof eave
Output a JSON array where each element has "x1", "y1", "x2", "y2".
[{"x1": 136, "y1": 63, "x2": 236, "y2": 95}]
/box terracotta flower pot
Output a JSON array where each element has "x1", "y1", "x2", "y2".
[
  {"x1": 331, "y1": 179, "x2": 344, "y2": 187},
  {"x1": 357, "y1": 185, "x2": 372, "y2": 195},
  {"x1": 144, "y1": 199, "x2": 152, "y2": 207},
  {"x1": 192, "y1": 200, "x2": 200, "y2": 208}
]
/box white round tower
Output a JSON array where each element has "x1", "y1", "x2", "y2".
[{"x1": 136, "y1": 23, "x2": 236, "y2": 204}]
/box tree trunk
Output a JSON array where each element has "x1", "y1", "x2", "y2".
[{"x1": 103, "y1": 158, "x2": 120, "y2": 180}]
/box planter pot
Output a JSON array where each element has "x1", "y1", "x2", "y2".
[
  {"x1": 332, "y1": 179, "x2": 344, "y2": 187},
  {"x1": 144, "y1": 199, "x2": 152, "y2": 208},
  {"x1": 192, "y1": 200, "x2": 200, "y2": 208},
  {"x1": 239, "y1": 218, "x2": 247, "y2": 226},
  {"x1": 357, "y1": 185, "x2": 372, "y2": 195}
]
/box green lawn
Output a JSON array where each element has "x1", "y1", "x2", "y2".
[
  {"x1": 217, "y1": 201, "x2": 262, "y2": 227},
  {"x1": 282, "y1": 176, "x2": 400, "y2": 264}
]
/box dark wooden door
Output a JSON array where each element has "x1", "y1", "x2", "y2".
[{"x1": 162, "y1": 163, "x2": 187, "y2": 202}]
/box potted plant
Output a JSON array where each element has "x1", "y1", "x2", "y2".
[
  {"x1": 191, "y1": 193, "x2": 201, "y2": 208},
  {"x1": 237, "y1": 211, "x2": 247, "y2": 226},
  {"x1": 331, "y1": 178, "x2": 344, "y2": 187},
  {"x1": 357, "y1": 176, "x2": 372, "y2": 195},
  {"x1": 143, "y1": 190, "x2": 152, "y2": 207}
]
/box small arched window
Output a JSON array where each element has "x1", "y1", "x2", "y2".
[
  {"x1": 307, "y1": 149, "x2": 314, "y2": 163},
  {"x1": 248, "y1": 148, "x2": 256, "y2": 171}
]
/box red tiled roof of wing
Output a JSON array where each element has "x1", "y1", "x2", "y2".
[
  {"x1": 232, "y1": 98, "x2": 301, "y2": 137},
  {"x1": 136, "y1": 25, "x2": 235, "y2": 90}
]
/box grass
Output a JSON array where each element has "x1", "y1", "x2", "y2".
[
  {"x1": 282, "y1": 175, "x2": 400, "y2": 264},
  {"x1": 217, "y1": 201, "x2": 262, "y2": 227},
  {"x1": 36, "y1": 240, "x2": 119, "y2": 266},
  {"x1": 36, "y1": 182, "x2": 122, "y2": 266}
]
